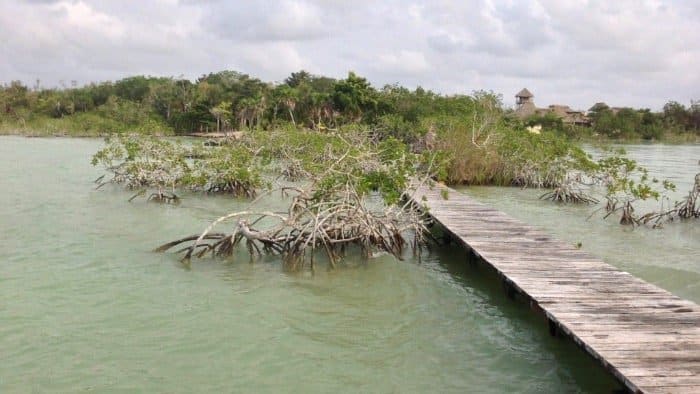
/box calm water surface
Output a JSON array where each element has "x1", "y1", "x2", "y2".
[
  {"x1": 461, "y1": 144, "x2": 700, "y2": 303},
  {"x1": 0, "y1": 136, "x2": 653, "y2": 393}
]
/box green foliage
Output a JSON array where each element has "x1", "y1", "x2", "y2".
[
  {"x1": 374, "y1": 113, "x2": 423, "y2": 143},
  {"x1": 430, "y1": 114, "x2": 502, "y2": 185},
  {"x1": 92, "y1": 134, "x2": 189, "y2": 191},
  {"x1": 332, "y1": 72, "x2": 378, "y2": 123},
  {"x1": 440, "y1": 188, "x2": 449, "y2": 200},
  {"x1": 4, "y1": 71, "x2": 697, "y2": 141},
  {"x1": 586, "y1": 148, "x2": 677, "y2": 225},
  {"x1": 596, "y1": 153, "x2": 674, "y2": 202},
  {"x1": 588, "y1": 101, "x2": 699, "y2": 140},
  {"x1": 525, "y1": 112, "x2": 564, "y2": 133},
  {"x1": 114, "y1": 76, "x2": 152, "y2": 102},
  {"x1": 247, "y1": 129, "x2": 417, "y2": 205},
  {"x1": 185, "y1": 143, "x2": 266, "y2": 197},
  {"x1": 92, "y1": 130, "x2": 422, "y2": 205},
  {"x1": 663, "y1": 101, "x2": 689, "y2": 128},
  {"x1": 284, "y1": 70, "x2": 312, "y2": 88},
  {"x1": 92, "y1": 134, "x2": 265, "y2": 198},
  {"x1": 420, "y1": 89, "x2": 596, "y2": 187}
]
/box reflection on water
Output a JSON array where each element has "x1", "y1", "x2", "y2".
[{"x1": 0, "y1": 136, "x2": 631, "y2": 392}]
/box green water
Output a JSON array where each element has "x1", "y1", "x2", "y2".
[
  {"x1": 1, "y1": 136, "x2": 630, "y2": 393},
  {"x1": 461, "y1": 143, "x2": 700, "y2": 303}
]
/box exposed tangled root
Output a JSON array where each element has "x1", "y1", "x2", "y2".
[
  {"x1": 638, "y1": 174, "x2": 700, "y2": 227},
  {"x1": 280, "y1": 159, "x2": 311, "y2": 182},
  {"x1": 540, "y1": 181, "x2": 598, "y2": 204},
  {"x1": 204, "y1": 181, "x2": 257, "y2": 198},
  {"x1": 147, "y1": 191, "x2": 180, "y2": 204},
  {"x1": 155, "y1": 186, "x2": 429, "y2": 271},
  {"x1": 603, "y1": 199, "x2": 639, "y2": 225},
  {"x1": 125, "y1": 189, "x2": 180, "y2": 204},
  {"x1": 603, "y1": 173, "x2": 700, "y2": 228},
  {"x1": 676, "y1": 190, "x2": 699, "y2": 219},
  {"x1": 677, "y1": 174, "x2": 700, "y2": 219}
]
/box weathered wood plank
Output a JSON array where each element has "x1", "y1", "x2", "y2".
[
  {"x1": 412, "y1": 184, "x2": 700, "y2": 394},
  {"x1": 545, "y1": 304, "x2": 700, "y2": 314},
  {"x1": 588, "y1": 341, "x2": 700, "y2": 352}
]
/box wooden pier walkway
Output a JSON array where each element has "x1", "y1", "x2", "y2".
[{"x1": 412, "y1": 185, "x2": 700, "y2": 394}]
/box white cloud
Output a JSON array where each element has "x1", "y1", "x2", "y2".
[
  {"x1": 235, "y1": 42, "x2": 312, "y2": 78},
  {"x1": 205, "y1": 0, "x2": 328, "y2": 42},
  {"x1": 375, "y1": 50, "x2": 430, "y2": 75},
  {"x1": 51, "y1": 1, "x2": 125, "y2": 39},
  {"x1": 0, "y1": 0, "x2": 698, "y2": 109}
]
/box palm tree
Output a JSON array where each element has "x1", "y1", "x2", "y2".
[
  {"x1": 210, "y1": 101, "x2": 231, "y2": 132},
  {"x1": 274, "y1": 85, "x2": 298, "y2": 126}
]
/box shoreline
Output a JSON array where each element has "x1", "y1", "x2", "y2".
[{"x1": 2, "y1": 128, "x2": 697, "y2": 145}]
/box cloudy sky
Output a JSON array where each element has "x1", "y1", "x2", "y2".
[{"x1": 1, "y1": 0, "x2": 698, "y2": 110}]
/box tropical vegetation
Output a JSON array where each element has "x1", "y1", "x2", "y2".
[
  {"x1": 2, "y1": 70, "x2": 698, "y2": 140},
  {"x1": 4, "y1": 70, "x2": 698, "y2": 268}
]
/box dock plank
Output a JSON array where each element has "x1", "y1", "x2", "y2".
[{"x1": 412, "y1": 184, "x2": 700, "y2": 394}]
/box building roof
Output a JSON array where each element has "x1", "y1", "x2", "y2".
[
  {"x1": 548, "y1": 104, "x2": 573, "y2": 117},
  {"x1": 516, "y1": 88, "x2": 533, "y2": 98}
]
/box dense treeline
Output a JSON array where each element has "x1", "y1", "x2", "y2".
[
  {"x1": 588, "y1": 102, "x2": 700, "y2": 140},
  {"x1": 2, "y1": 70, "x2": 698, "y2": 142},
  {"x1": 525, "y1": 101, "x2": 700, "y2": 141},
  {"x1": 0, "y1": 70, "x2": 482, "y2": 139}
]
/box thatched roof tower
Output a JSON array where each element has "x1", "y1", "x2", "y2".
[
  {"x1": 515, "y1": 88, "x2": 536, "y2": 117},
  {"x1": 516, "y1": 88, "x2": 533, "y2": 101}
]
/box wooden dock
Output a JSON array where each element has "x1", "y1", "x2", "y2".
[{"x1": 413, "y1": 184, "x2": 700, "y2": 394}]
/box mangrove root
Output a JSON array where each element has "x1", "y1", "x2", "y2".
[
  {"x1": 540, "y1": 183, "x2": 598, "y2": 204},
  {"x1": 148, "y1": 191, "x2": 181, "y2": 204},
  {"x1": 155, "y1": 186, "x2": 429, "y2": 271}
]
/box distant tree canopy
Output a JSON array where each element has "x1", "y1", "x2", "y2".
[
  {"x1": 1, "y1": 69, "x2": 698, "y2": 139},
  {"x1": 587, "y1": 101, "x2": 699, "y2": 139}
]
